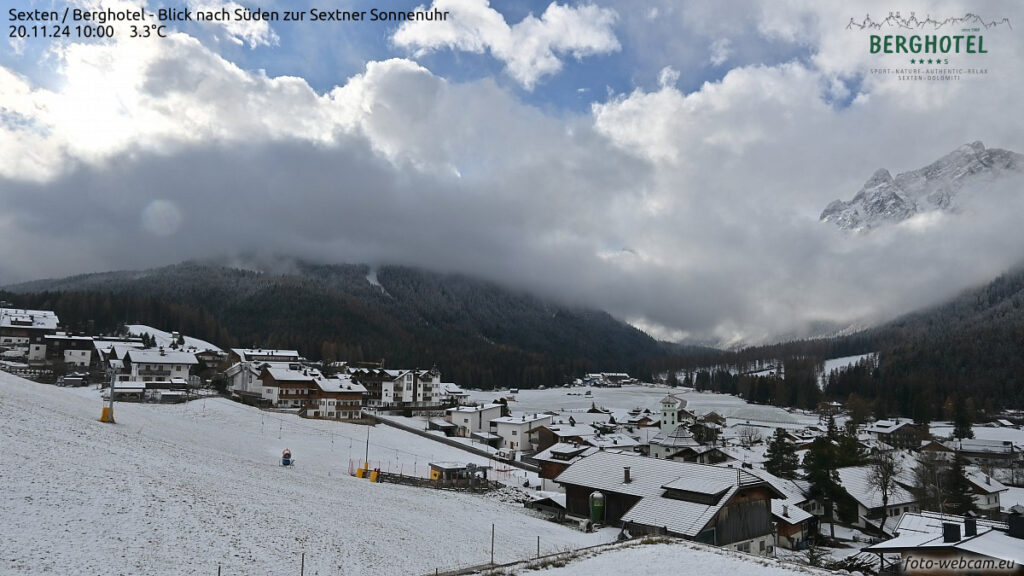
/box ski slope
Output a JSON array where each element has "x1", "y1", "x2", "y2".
[{"x1": 0, "y1": 373, "x2": 611, "y2": 575}]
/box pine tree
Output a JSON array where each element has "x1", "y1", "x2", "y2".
[
  {"x1": 944, "y1": 452, "x2": 977, "y2": 516},
  {"x1": 953, "y1": 395, "x2": 975, "y2": 439},
  {"x1": 765, "y1": 428, "x2": 799, "y2": 479},
  {"x1": 804, "y1": 436, "x2": 843, "y2": 539}
]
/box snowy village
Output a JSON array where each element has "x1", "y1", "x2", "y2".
[{"x1": 2, "y1": 305, "x2": 1023, "y2": 575}]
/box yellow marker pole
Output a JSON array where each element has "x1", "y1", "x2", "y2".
[{"x1": 99, "y1": 373, "x2": 115, "y2": 423}]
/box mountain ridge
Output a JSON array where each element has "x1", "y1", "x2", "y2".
[
  {"x1": 2, "y1": 259, "x2": 673, "y2": 389},
  {"x1": 820, "y1": 141, "x2": 1024, "y2": 231}
]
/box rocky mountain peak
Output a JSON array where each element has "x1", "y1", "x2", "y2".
[{"x1": 820, "y1": 142, "x2": 1024, "y2": 231}]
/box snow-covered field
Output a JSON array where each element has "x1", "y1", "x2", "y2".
[
  {"x1": 0, "y1": 373, "x2": 613, "y2": 575},
  {"x1": 497, "y1": 539, "x2": 834, "y2": 576},
  {"x1": 930, "y1": 423, "x2": 1024, "y2": 444},
  {"x1": 818, "y1": 353, "x2": 875, "y2": 389},
  {"x1": 468, "y1": 385, "x2": 822, "y2": 429}
]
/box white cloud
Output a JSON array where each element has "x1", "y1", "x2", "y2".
[
  {"x1": 657, "y1": 65, "x2": 680, "y2": 88},
  {"x1": 188, "y1": 1, "x2": 280, "y2": 49},
  {"x1": 709, "y1": 38, "x2": 731, "y2": 66},
  {"x1": 392, "y1": 0, "x2": 620, "y2": 89}
]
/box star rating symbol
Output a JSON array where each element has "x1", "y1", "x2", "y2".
[
  {"x1": 910, "y1": 58, "x2": 917, "y2": 64},
  {"x1": 927, "y1": 58, "x2": 934, "y2": 64}
]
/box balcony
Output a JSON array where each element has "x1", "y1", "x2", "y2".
[{"x1": 138, "y1": 369, "x2": 172, "y2": 377}]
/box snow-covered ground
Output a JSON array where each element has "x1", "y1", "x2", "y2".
[
  {"x1": 468, "y1": 385, "x2": 822, "y2": 429},
  {"x1": 0, "y1": 373, "x2": 614, "y2": 575},
  {"x1": 1004, "y1": 486, "x2": 1024, "y2": 512},
  {"x1": 493, "y1": 539, "x2": 835, "y2": 576},
  {"x1": 125, "y1": 324, "x2": 222, "y2": 353},
  {"x1": 930, "y1": 423, "x2": 1024, "y2": 444},
  {"x1": 818, "y1": 353, "x2": 875, "y2": 389}
]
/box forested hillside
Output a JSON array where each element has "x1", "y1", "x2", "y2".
[
  {"x1": 2, "y1": 261, "x2": 666, "y2": 389},
  {"x1": 651, "y1": 266, "x2": 1024, "y2": 416},
  {"x1": 7, "y1": 260, "x2": 1024, "y2": 412}
]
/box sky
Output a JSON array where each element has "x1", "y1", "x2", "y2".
[{"x1": 2, "y1": 0, "x2": 1024, "y2": 346}]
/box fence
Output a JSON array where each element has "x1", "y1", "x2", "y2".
[
  {"x1": 0, "y1": 364, "x2": 54, "y2": 380},
  {"x1": 372, "y1": 414, "x2": 540, "y2": 474}
]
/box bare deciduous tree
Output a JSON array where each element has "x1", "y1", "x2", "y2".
[{"x1": 868, "y1": 451, "x2": 903, "y2": 534}]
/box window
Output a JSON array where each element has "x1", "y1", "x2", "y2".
[
  {"x1": 759, "y1": 540, "x2": 765, "y2": 552},
  {"x1": 512, "y1": 430, "x2": 518, "y2": 436}
]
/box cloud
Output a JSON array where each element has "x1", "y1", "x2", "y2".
[
  {"x1": 2, "y1": 0, "x2": 1024, "y2": 348},
  {"x1": 709, "y1": 38, "x2": 731, "y2": 66},
  {"x1": 392, "y1": 0, "x2": 620, "y2": 89},
  {"x1": 187, "y1": 1, "x2": 280, "y2": 48}
]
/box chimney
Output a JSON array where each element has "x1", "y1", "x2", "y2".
[
  {"x1": 985, "y1": 475, "x2": 991, "y2": 485},
  {"x1": 783, "y1": 505, "x2": 789, "y2": 518},
  {"x1": 942, "y1": 523, "x2": 961, "y2": 543},
  {"x1": 1009, "y1": 506, "x2": 1024, "y2": 540},
  {"x1": 623, "y1": 466, "x2": 631, "y2": 484},
  {"x1": 964, "y1": 515, "x2": 977, "y2": 537}
]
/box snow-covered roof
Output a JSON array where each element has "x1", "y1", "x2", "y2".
[
  {"x1": 865, "y1": 512, "x2": 1024, "y2": 565},
  {"x1": 447, "y1": 403, "x2": 501, "y2": 414},
  {"x1": 661, "y1": 475, "x2": 734, "y2": 496},
  {"x1": 111, "y1": 382, "x2": 147, "y2": 391},
  {"x1": 0, "y1": 308, "x2": 59, "y2": 330},
  {"x1": 314, "y1": 376, "x2": 366, "y2": 394},
  {"x1": 622, "y1": 489, "x2": 735, "y2": 537},
  {"x1": 837, "y1": 465, "x2": 917, "y2": 510},
  {"x1": 264, "y1": 365, "x2": 320, "y2": 382},
  {"x1": 659, "y1": 394, "x2": 685, "y2": 408},
  {"x1": 438, "y1": 382, "x2": 468, "y2": 396},
  {"x1": 223, "y1": 361, "x2": 261, "y2": 378},
  {"x1": 717, "y1": 444, "x2": 769, "y2": 465},
  {"x1": 531, "y1": 493, "x2": 566, "y2": 509},
  {"x1": 587, "y1": 433, "x2": 640, "y2": 449},
  {"x1": 746, "y1": 468, "x2": 810, "y2": 503},
  {"x1": 966, "y1": 470, "x2": 1008, "y2": 494},
  {"x1": 943, "y1": 438, "x2": 1017, "y2": 453},
  {"x1": 125, "y1": 349, "x2": 198, "y2": 365},
  {"x1": 492, "y1": 413, "x2": 551, "y2": 425},
  {"x1": 231, "y1": 348, "x2": 302, "y2": 361},
  {"x1": 555, "y1": 451, "x2": 766, "y2": 499},
  {"x1": 865, "y1": 419, "x2": 914, "y2": 435},
  {"x1": 105, "y1": 343, "x2": 145, "y2": 360},
  {"x1": 649, "y1": 424, "x2": 700, "y2": 449},
  {"x1": 93, "y1": 339, "x2": 144, "y2": 356},
  {"x1": 533, "y1": 443, "x2": 631, "y2": 466},
  {"x1": 772, "y1": 500, "x2": 814, "y2": 525}
]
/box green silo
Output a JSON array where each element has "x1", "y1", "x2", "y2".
[{"x1": 588, "y1": 491, "x2": 605, "y2": 523}]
